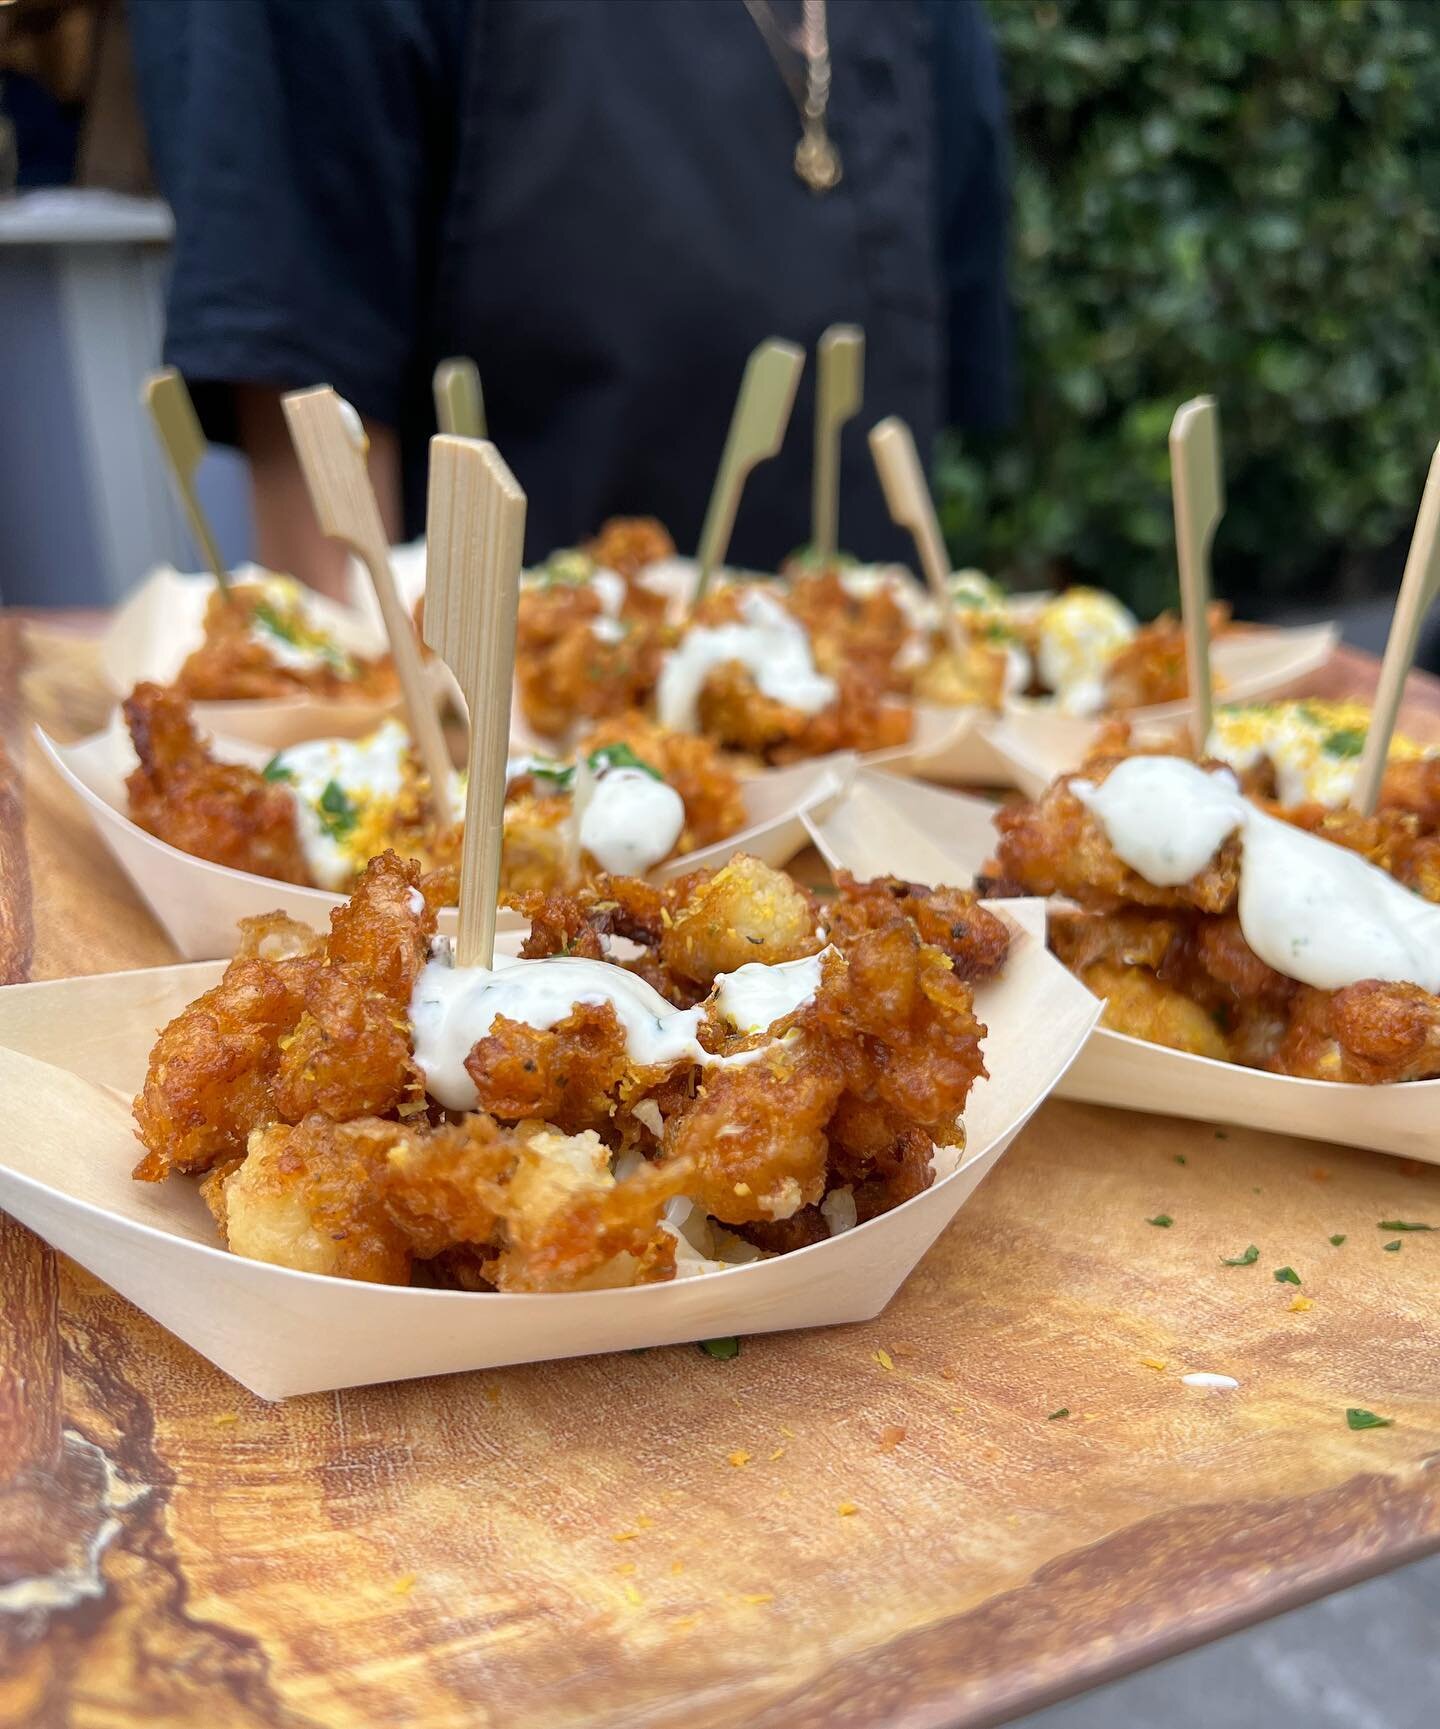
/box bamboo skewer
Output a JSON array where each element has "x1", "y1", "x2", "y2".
[
  {"x1": 433, "y1": 358, "x2": 486, "y2": 439},
  {"x1": 693, "y1": 338, "x2": 805, "y2": 603},
  {"x1": 1351, "y1": 438, "x2": 1440, "y2": 816},
  {"x1": 811, "y1": 325, "x2": 864, "y2": 558},
  {"x1": 142, "y1": 368, "x2": 231, "y2": 596},
  {"x1": 422, "y1": 437, "x2": 527, "y2": 967},
  {"x1": 281, "y1": 386, "x2": 454, "y2": 826},
  {"x1": 1169, "y1": 397, "x2": 1225, "y2": 752},
  {"x1": 868, "y1": 416, "x2": 966, "y2": 660}
]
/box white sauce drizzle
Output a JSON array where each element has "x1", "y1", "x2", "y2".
[
  {"x1": 590, "y1": 568, "x2": 626, "y2": 616},
  {"x1": 269, "y1": 720, "x2": 411, "y2": 889},
  {"x1": 656, "y1": 589, "x2": 837, "y2": 732},
  {"x1": 1036, "y1": 588, "x2": 1137, "y2": 714},
  {"x1": 246, "y1": 576, "x2": 348, "y2": 673},
  {"x1": 1074, "y1": 755, "x2": 1440, "y2": 992},
  {"x1": 577, "y1": 766, "x2": 685, "y2": 875},
  {"x1": 712, "y1": 950, "x2": 828, "y2": 1032}
]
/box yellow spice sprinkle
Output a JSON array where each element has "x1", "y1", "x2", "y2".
[
  {"x1": 741, "y1": 1593, "x2": 775, "y2": 1606},
  {"x1": 623, "y1": 1584, "x2": 643, "y2": 1606},
  {"x1": 391, "y1": 1573, "x2": 417, "y2": 1596},
  {"x1": 670, "y1": 1560, "x2": 685, "y2": 1574},
  {"x1": 213, "y1": 1412, "x2": 239, "y2": 1426},
  {"x1": 612, "y1": 1530, "x2": 639, "y2": 1543},
  {"x1": 615, "y1": 1563, "x2": 637, "y2": 1577},
  {"x1": 873, "y1": 1349, "x2": 895, "y2": 1372},
  {"x1": 1140, "y1": 1357, "x2": 1168, "y2": 1372},
  {"x1": 635, "y1": 1515, "x2": 654, "y2": 1529},
  {"x1": 837, "y1": 1501, "x2": 859, "y2": 1517},
  {"x1": 728, "y1": 1450, "x2": 751, "y2": 1468},
  {"x1": 1289, "y1": 1296, "x2": 1314, "y2": 1312},
  {"x1": 779, "y1": 1424, "x2": 796, "y2": 1438},
  {"x1": 768, "y1": 1447, "x2": 786, "y2": 1462}
]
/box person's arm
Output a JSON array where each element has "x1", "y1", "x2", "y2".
[
  {"x1": 128, "y1": 0, "x2": 464, "y2": 591},
  {"x1": 236, "y1": 387, "x2": 402, "y2": 599}
]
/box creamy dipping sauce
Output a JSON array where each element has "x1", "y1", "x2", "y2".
[
  {"x1": 411, "y1": 949, "x2": 801, "y2": 1110},
  {"x1": 576, "y1": 765, "x2": 685, "y2": 875},
  {"x1": 268, "y1": 721, "x2": 412, "y2": 889},
  {"x1": 1074, "y1": 755, "x2": 1440, "y2": 993},
  {"x1": 656, "y1": 589, "x2": 837, "y2": 732},
  {"x1": 246, "y1": 576, "x2": 353, "y2": 675},
  {"x1": 712, "y1": 950, "x2": 828, "y2": 1032},
  {"x1": 1036, "y1": 588, "x2": 1137, "y2": 714}
]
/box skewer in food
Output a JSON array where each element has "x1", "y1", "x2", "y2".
[
  {"x1": 983, "y1": 724, "x2": 1440, "y2": 1083},
  {"x1": 131, "y1": 851, "x2": 1012, "y2": 1291},
  {"x1": 121, "y1": 683, "x2": 746, "y2": 898}
]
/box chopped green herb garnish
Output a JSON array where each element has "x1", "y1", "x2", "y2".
[
  {"x1": 1329, "y1": 1234, "x2": 1346, "y2": 1247},
  {"x1": 1046, "y1": 1408, "x2": 1070, "y2": 1421},
  {"x1": 1383, "y1": 1240, "x2": 1402, "y2": 1252},
  {"x1": 251, "y1": 597, "x2": 300, "y2": 645},
  {"x1": 261, "y1": 755, "x2": 296, "y2": 783},
  {"x1": 1346, "y1": 1408, "x2": 1393, "y2": 1430},
  {"x1": 587, "y1": 742, "x2": 663, "y2": 781},
  {"x1": 1378, "y1": 1220, "x2": 1434, "y2": 1232},
  {"x1": 1322, "y1": 726, "x2": 1367, "y2": 758},
  {"x1": 1214, "y1": 1130, "x2": 1229, "y2": 1141},
  {"x1": 699, "y1": 1337, "x2": 740, "y2": 1361},
  {"x1": 1174, "y1": 1155, "x2": 1187, "y2": 1166},
  {"x1": 1273, "y1": 1266, "x2": 1301, "y2": 1285},
  {"x1": 1220, "y1": 1244, "x2": 1259, "y2": 1266},
  {"x1": 316, "y1": 779, "x2": 359, "y2": 840},
  {"x1": 1146, "y1": 1214, "x2": 1173, "y2": 1228}
]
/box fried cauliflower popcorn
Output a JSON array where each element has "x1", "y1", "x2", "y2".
[
  {"x1": 133, "y1": 851, "x2": 1011, "y2": 1292},
  {"x1": 985, "y1": 731, "x2": 1440, "y2": 1085}
]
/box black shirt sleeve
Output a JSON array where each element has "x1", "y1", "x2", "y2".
[
  {"x1": 924, "y1": 0, "x2": 1015, "y2": 433},
  {"x1": 129, "y1": 0, "x2": 466, "y2": 441}
]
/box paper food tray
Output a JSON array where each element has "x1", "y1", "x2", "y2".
[
  {"x1": 804, "y1": 769, "x2": 1440, "y2": 1163},
  {"x1": 38, "y1": 720, "x2": 854, "y2": 961},
  {"x1": 0, "y1": 901, "x2": 1098, "y2": 1398},
  {"x1": 99, "y1": 565, "x2": 423, "y2": 750}
]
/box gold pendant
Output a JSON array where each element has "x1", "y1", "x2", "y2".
[{"x1": 795, "y1": 123, "x2": 841, "y2": 194}]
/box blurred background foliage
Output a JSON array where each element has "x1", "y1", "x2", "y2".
[{"x1": 939, "y1": 0, "x2": 1440, "y2": 619}]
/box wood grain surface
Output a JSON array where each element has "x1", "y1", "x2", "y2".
[{"x1": 2, "y1": 615, "x2": 1439, "y2": 1729}]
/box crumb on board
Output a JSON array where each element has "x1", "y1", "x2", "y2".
[
  {"x1": 873, "y1": 1348, "x2": 895, "y2": 1372},
  {"x1": 740, "y1": 1592, "x2": 775, "y2": 1606},
  {"x1": 728, "y1": 1449, "x2": 751, "y2": 1468},
  {"x1": 1289, "y1": 1296, "x2": 1314, "y2": 1312},
  {"x1": 612, "y1": 1530, "x2": 640, "y2": 1543},
  {"x1": 878, "y1": 1425, "x2": 907, "y2": 1450},
  {"x1": 1140, "y1": 1357, "x2": 1167, "y2": 1371},
  {"x1": 213, "y1": 1412, "x2": 239, "y2": 1427},
  {"x1": 837, "y1": 1501, "x2": 859, "y2": 1517},
  {"x1": 391, "y1": 1573, "x2": 417, "y2": 1596},
  {"x1": 768, "y1": 1447, "x2": 786, "y2": 1461}
]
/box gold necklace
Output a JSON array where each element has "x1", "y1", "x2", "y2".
[{"x1": 742, "y1": 0, "x2": 842, "y2": 194}]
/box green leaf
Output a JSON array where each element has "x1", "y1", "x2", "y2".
[
  {"x1": 587, "y1": 742, "x2": 663, "y2": 781},
  {"x1": 1273, "y1": 1266, "x2": 1301, "y2": 1285},
  {"x1": 1220, "y1": 1244, "x2": 1259, "y2": 1266},
  {"x1": 251, "y1": 598, "x2": 299, "y2": 646},
  {"x1": 1377, "y1": 1220, "x2": 1434, "y2": 1232},
  {"x1": 698, "y1": 1337, "x2": 740, "y2": 1361},
  {"x1": 1345, "y1": 1408, "x2": 1393, "y2": 1431},
  {"x1": 1146, "y1": 1214, "x2": 1173, "y2": 1228},
  {"x1": 316, "y1": 779, "x2": 359, "y2": 840},
  {"x1": 1046, "y1": 1408, "x2": 1070, "y2": 1421},
  {"x1": 1322, "y1": 727, "x2": 1366, "y2": 758},
  {"x1": 261, "y1": 755, "x2": 295, "y2": 783},
  {"x1": 1383, "y1": 1240, "x2": 1402, "y2": 1252},
  {"x1": 1174, "y1": 1155, "x2": 1187, "y2": 1166},
  {"x1": 1329, "y1": 1234, "x2": 1346, "y2": 1247}
]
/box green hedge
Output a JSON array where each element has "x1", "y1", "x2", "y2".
[{"x1": 939, "y1": 0, "x2": 1440, "y2": 617}]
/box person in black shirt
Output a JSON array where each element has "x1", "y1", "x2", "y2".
[{"x1": 129, "y1": 0, "x2": 1011, "y2": 595}]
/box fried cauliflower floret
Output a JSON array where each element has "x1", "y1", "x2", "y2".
[
  {"x1": 1102, "y1": 604, "x2": 1229, "y2": 710},
  {"x1": 696, "y1": 661, "x2": 912, "y2": 763},
  {"x1": 583, "y1": 517, "x2": 676, "y2": 585},
  {"x1": 463, "y1": 1002, "x2": 634, "y2": 1137},
  {"x1": 826, "y1": 872, "x2": 1011, "y2": 981},
  {"x1": 209, "y1": 1115, "x2": 414, "y2": 1284},
  {"x1": 780, "y1": 565, "x2": 917, "y2": 689},
  {"x1": 124, "y1": 682, "x2": 310, "y2": 883},
  {"x1": 514, "y1": 576, "x2": 664, "y2": 741},
  {"x1": 174, "y1": 582, "x2": 395, "y2": 700},
  {"x1": 1272, "y1": 981, "x2": 1440, "y2": 1084},
  {"x1": 661, "y1": 855, "x2": 822, "y2": 988}
]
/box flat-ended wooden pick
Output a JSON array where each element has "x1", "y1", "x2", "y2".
[
  {"x1": 694, "y1": 337, "x2": 805, "y2": 601},
  {"x1": 1351, "y1": 437, "x2": 1440, "y2": 816},
  {"x1": 281, "y1": 386, "x2": 454, "y2": 825},
  {"x1": 812, "y1": 324, "x2": 864, "y2": 558},
  {"x1": 423, "y1": 436, "x2": 527, "y2": 967},
  {"x1": 433, "y1": 357, "x2": 486, "y2": 439},
  {"x1": 142, "y1": 367, "x2": 231, "y2": 595},
  {"x1": 868, "y1": 415, "x2": 965, "y2": 659},
  {"x1": 1169, "y1": 396, "x2": 1225, "y2": 751}
]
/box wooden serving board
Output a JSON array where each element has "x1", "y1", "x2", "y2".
[{"x1": 2, "y1": 616, "x2": 1438, "y2": 1729}]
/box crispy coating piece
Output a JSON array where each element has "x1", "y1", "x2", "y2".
[
  {"x1": 696, "y1": 661, "x2": 912, "y2": 763},
  {"x1": 381, "y1": 1114, "x2": 514, "y2": 1260},
  {"x1": 124, "y1": 682, "x2": 310, "y2": 883},
  {"x1": 133, "y1": 853, "x2": 432, "y2": 1180},
  {"x1": 584, "y1": 517, "x2": 676, "y2": 586},
  {"x1": 1103, "y1": 604, "x2": 1230, "y2": 709},
  {"x1": 661, "y1": 855, "x2": 822, "y2": 987},
  {"x1": 514, "y1": 579, "x2": 664, "y2": 741},
  {"x1": 210, "y1": 1115, "x2": 414, "y2": 1283},
  {"x1": 579, "y1": 712, "x2": 746, "y2": 849},
  {"x1": 912, "y1": 638, "x2": 1011, "y2": 710},
  {"x1": 464, "y1": 1002, "x2": 634, "y2": 1136},
  {"x1": 174, "y1": 582, "x2": 396, "y2": 701},
  {"x1": 991, "y1": 758, "x2": 1240, "y2": 914},
  {"x1": 827, "y1": 872, "x2": 1011, "y2": 981},
  {"x1": 1272, "y1": 981, "x2": 1440, "y2": 1084}
]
